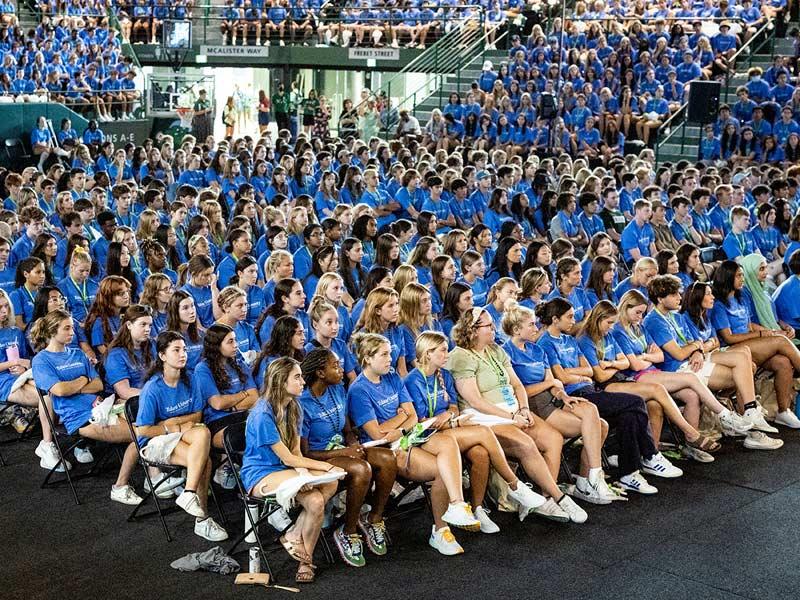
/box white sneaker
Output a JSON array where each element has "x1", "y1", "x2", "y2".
[
  {"x1": 719, "y1": 409, "x2": 753, "y2": 436},
  {"x1": 176, "y1": 490, "x2": 207, "y2": 517},
  {"x1": 606, "y1": 454, "x2": 619, "y2": 468},
  {"x1": 532, "y1": 498, "x2": 570, "y2": 523},
  {"x1": 743, "y1": 431, "x2": 784, "y2": 450},
  {"x1": 641, "y1": 452, "x2": 683, "y2": 478},
  {"x1": 73, "y1": 446, "x2": 94, "y2": 464},
  {"x1": 428, "y1": 526, "x2": 463, "y2": 555},
  {"x1": 682, "y1": 444, "x2": 715, "y2": 463},
  {"x1": 745, "y1": 407, "x2": 779, "y2": 433},
  {"x1": 213, "y1": 463, "x2": 237, "y2": 490},
  {"x1": 573, "y1": 476, "x2": 613, "y2": 505},
  {"x1": 195, "y1": 516, "x2": 229, "y2": 541},
  {"x1": 268, "y1": 506, "x2": 293, "y2": 531},
  {"x1": 110, "y1": 484, "x2": 143, "y2": 505},
  {"x1": 473, "y1": 506, "x2": 499, "y2": 534},
  {"x1": 557, "y1": 495, "x2": 588, "y2": 523},
  {"x1": 36, "y1": 440, "x2": 72, "y2": 472},
  {"x1": 441, "y1": 501, "x2": 480, "y2": 532},
  {"x1": 774, "y1": 410, "x2": 800, "y2": 429},
  {"x1": 144, "y1": 472, "x2": 183, "y2": 498},
  {"x1": 507, "y1": 480, "x2": 546, "y2": 516},
  {"x1": 618, "y1": 471, "x2": 658, "y2": 495}
]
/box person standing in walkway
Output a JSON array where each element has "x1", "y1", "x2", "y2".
[{"x1": 272, "y1": 83, "x2": 290, "y2": 133}]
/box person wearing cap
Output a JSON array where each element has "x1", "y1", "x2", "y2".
[
  {"x1": 478, "y1": 60, "x2": 497, "y2": 94},
  {"x1": 711, "y1": 21, "x2": 737, "y2": 56}
]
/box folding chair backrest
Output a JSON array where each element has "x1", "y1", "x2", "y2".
[
  {"x1": 123, "y1": 396, "x2": 141, "y2": 448},
  {"x1": 223, "y1": 420, "x2": 247, "y2": 467}
]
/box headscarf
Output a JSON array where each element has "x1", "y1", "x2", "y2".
[{"x1": 741, "y1": 253, "x2": 779, "y2": 330}]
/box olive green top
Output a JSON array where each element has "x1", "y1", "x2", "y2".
[{"x1": 446, "y1": 345, "x2": 518, "y2": 411}]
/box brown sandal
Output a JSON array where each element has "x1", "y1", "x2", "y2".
[
  {"x1": 295, "y1": 562, "x2": 317, "y2": 584},
  {"x1": 687, "y1": 435, "x2": 721, "y2": 454},
  {"x1": 280, "y1": 535, "x2": 311, "y2": 563}
]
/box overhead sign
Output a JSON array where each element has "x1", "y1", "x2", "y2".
[
  {"x1": 348, "y1": 48, "x2": 400, "y2": 61},
  {"x1": 199, "y1": 45, "x2": 270, "y2": 57},
  {"x1": 100, "y1": 119, "x2": 152, "y2": 145}
]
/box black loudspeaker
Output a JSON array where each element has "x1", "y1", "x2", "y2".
[
  {"x1": 687, "y1": 80, "x2": 721, "y2": 124},
  {"x1": 540, "y1": 93, "x2": 557, "y2": 120}
]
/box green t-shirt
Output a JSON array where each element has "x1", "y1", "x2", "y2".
[
  {"x1": 446, "y1": 345, "x2": 518, "y2": 411},
  {"x1": 272, "y1": 92, "x2": 289, "y2": 114},
  {"x1": 303, "y1": 97, "x2": 319, "y2": 116}
]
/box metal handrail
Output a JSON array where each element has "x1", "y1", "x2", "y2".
[{"x1": 654, "y1": 18, "x2": 775, "y2": 165}]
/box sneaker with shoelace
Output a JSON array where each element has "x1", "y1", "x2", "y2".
[
  {"x1": 573, "y1": 476, "x2": 613, "y2": 505},
  {"x1": 641, "y1": 452, "x2": 683, "y2": 478},
  {"x1": 474, "y1": 506, "x2": 500, "y2": 534},
  {"x1": 429, "y1": 526, "x2": 463, "y2": 556},
  {"x1": 73, "y1": 446, "x2": 94, "y2": 464},
  {"x1": 619, "y1": 471, "x2": 658, "y2": 495},
  {"x1": 35, "y1": 440, "x2": 71, "y2": 472},
  {"x1": 557, "y1": 495, "x2": 588, "y2": 523},
  {"x1": 110, "y1": 484, "x2": 143, "y2": 505},
  {"x1": 333, "y1": 525, "x2": 366, "y2": 567},
  {"x1": 213, "y1": 463, "x2": 237, "y2": 490},
  {"x1": 745, "y1": 407, "x2": 779, "y2": 433},
  {"x1": 532, "y1": 498, "x2": 570, "y2": 523},
  {"x1": 743, "y1": 430, "x2": 784, "y2": 450},
  {"x1": 195, "y1": 516, "x2": 228, "y2": 542},
  {"x1": 441, "y1": 501, "x2": 480, "y2": 532},
  {"x1": 357, "y1": 517, "x2": 388, "y2": 555}
]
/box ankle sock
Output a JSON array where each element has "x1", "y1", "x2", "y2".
[{"x1": 744, "y1": 401, "x2": 757, "y2": 411}]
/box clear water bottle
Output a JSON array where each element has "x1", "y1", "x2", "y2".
[
  {"x1": 249, "y1": 547, "x2": 260, "y2": 573},
  {"x1": 245, "y1": 503, "x2": 259, "y2": 543}
]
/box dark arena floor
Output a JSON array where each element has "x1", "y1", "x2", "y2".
[{"x1": 3, "y1": 429, "x2": 800, "y2": 600}]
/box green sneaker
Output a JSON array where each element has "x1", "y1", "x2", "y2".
[
  {"x1": 333, "y1": 526, "x2": 365, "y2": 567},
  {"x1": 358, "y1": 517, "x2": 388, "y2": 556}
]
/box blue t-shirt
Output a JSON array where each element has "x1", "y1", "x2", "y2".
[
  {"x1": 10, "y1": 286, "x2": 37, "y2": 328},
  {"x1": 611, "y1": 322, "x2": 655, "y2": 376},
  {"x1": 241, "y1": 399, "x2": 302, "y2": 492},
  {"x1": 577, "y1": 333, "x2": 624, "y2": 367},
  {"x1": 502, "y1": 340, "x2": 549, "y2": 386},
  {"x1": 90, "y1": 315, "x2": 121, "y2": 348},
  {"x1": 773, "y1": 276, "x2": 800, "y2": 330},
  {"x1": 404, "y1": 368, "x2": 458, "y2": 419},
  {"x1": 546, "y1": 285, "x2": 592, "y2": 323},
  {"x1": 136, "y1": 373, "x2": 202, "y2": 446},
  {"x1": 304, "y1": 338, "x2": 357, "y2": 375},
  {"x1": 193, "y1": 358, "x2": 257, "y2": 424},
  {"x1": 32, "y1": 348, "x2": 98, "y2": 434},
  {"x1": 244, "y1": 286, "x2": 267, "y2": 327},
  {"x1": 642, "y1": 309, "x2": 693, "y2": 372},
  {"x1": 721, "y1": 231, "x2": 757, "y2": 260},
  {"x1": 0, "y1": 327, "x2": 27, "y2": 396},
  {"x1": 537, "y1": 330, "x2": 590, "y2": 394},
  {"x1": 57, "y1": 276, "x2": 99, "y2": 324},
  {"x1": 298, "y1": 384, "x2": 348, "y2": 451},
  {"x1": 104, "y1": 342, "x2": 155, "y2": 390},
  {"x1": 180, "y1": 283, "x2": 215, "y2": 328},
  {"x1": 709, "y1": 296, "x2": 751, "y2": 335},
  {"x1": 347, "y1": 371, "x2": 412, "y2": 442},
  {"x1": 620, "y1": 220, "x2": 655, "y2": 263}
]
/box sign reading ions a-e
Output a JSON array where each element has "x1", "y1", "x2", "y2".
[
  {"x1": 199, "y1": 45, "x2": 270, "y2": 57},
  {"x1": 347, "y1": 48, "x2": 400, "y2": 61}
]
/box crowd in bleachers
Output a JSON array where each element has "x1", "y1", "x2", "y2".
[{"x1": 0, "y1": 0, "x2": 141, "y2": 119}]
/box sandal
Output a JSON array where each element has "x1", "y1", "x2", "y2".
[
  {"x1": 280, "y1": 535, "x2": 311, "y2": 563},
  {"x1": 687, "y1": 435, "x2": 721, "y2": 454},
  {"x1": 295, "y1": 562, "x2": 317, "y2": 584}
]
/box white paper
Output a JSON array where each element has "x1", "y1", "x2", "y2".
[{"x1": 459, "y1": 408, "x2": 515, "y2": 427}]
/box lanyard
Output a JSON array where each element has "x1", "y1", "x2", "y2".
[
  {"x1": 733, "y1": 232, "x2": 746, "y2": 253},
  {"x1": 470, "y1": 348, "x2": 509, "y2": 386},
  {"x1": 71, "y1": 276, "x2": 88, "y2": 305},
  {"x1": 626, "y1": 325, "x2": 647, "y2": 353},
  {"x1": 657, "y1": 309, "x2": 687, "y2": 344},
  {"x1": 423, "y1": 372, "x2": 439, "y2": 418},
  {"x1": 23, "y1": 285, "x2": 36, "y2": 306}
]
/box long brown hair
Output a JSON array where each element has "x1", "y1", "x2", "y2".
[
  {"x1": 265, "y1": 357, "x2": 302, "y2": 450},
  {"x1": 106, "y1": 304, "x2": 155, "y2": 370},
  {"x1": 85, "y1": 276, "x2": 131, "y2": 346}
]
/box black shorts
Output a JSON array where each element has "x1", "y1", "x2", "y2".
[
  {"x1": 207, "y1": 411, "x2": 248, "y2": 438},
  {"x1": 302, "y1": 114, "x2": 315, "y2": 126}
]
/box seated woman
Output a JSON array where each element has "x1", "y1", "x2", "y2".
[
  {"x1": 535, "y1": 298, "x2": 670, "y2": 496},
  {"x1": 348, "y1": 333, "x2": 481, "y2": 556},
  {"x1": 615, "y1": 290, "x2": 749, "y2": 462},
  {"x1": 193, "y1": 323, "x2": 258, "y2": 488},
  {"x1": 484, "y1": 277, "x2": 521, "y2": 345},
  {"x1": 448, "y1": 308, "x2": 587, "y2": 522},
  {"x1": 140, "y1": 273, "x2": 173, "y2": 336},
  {"x1": 256, "y1": 277, "x2": 310, "y2": 345},
  {"x1": 580, "y1": 300, "x2": 718, "y2": 461},
  {"x1": 85, "y1": 275, "x2": 132, "y2": 357},
  {"x1": 166, "y1": 291, "x2": 204, "y2": 375},
  {"x1": 10, "y1": 257, "x2": 46, "y2": 331},
  {"x1": 407, "y1": 331, "x2": 546, "y2": 533},
  {"x1": 215, "y1": 286, "x2": 260, "y2": 366},
  {"x1": 711, "y1": 261, "x2": 800, "y2": 429},
  {"x1": 644, "y1": 276, "x2": 780, "y2": 451},
  {"x1": 253, "y1": 315, "x2": 306, "y2": 391},
  {"x1": 241, "y1": 357, "x2": 344, "y2": 584},
  {"x1": 440, "y1": 282, "x2": 474, "y2": 344},
  {"x1": 518, "y1": 267, "x2": 552, "y2": 313},
  {"x1": 398, "y1": 282, "x2": 443, "y2": 369},
  {"x1": 135, "y1": 330, "x2": 228, "y2": 542},
  {"x1": 584, "y1": 256, "x2": 618, "y2": 305},
  {"x1": 31, "y1": 309, "x2": 141, "y2": 505},
  {"x1": 298, "y1": 348, "x2": 397, "y2": 567},
  {"x1": 741, "y1": 253, "x2": 796, "y2": 339},
  {"x1": 306, "y1": 298, "x2": 357, "y2": 384},
  {"x1": 501, "y1": 305, "x2": 617, "y2": 504},
  {"x1": 546, "y1": 257, "x2": 591, "y2": 333},
  {"x1": 235, "y1": 256, "x2": 266, "y2": 327},
  {"x1": 104, "y1": 304, "x2": 155, "y2": 401},
  {"x1": 354, "y1": 286, "x2": 407, "y2": 377}
]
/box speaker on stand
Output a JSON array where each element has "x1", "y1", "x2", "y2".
[{"x1": 686, "y1": 80, "x2": 721, "y2": 124}]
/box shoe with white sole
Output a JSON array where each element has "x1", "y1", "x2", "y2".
[
  {"x1": 682, "y1": 444, "x2": 715, "y2": 463},
  {"x1": 573, "y1": 476, "x2": 613, "y2": 505},
  {"x1": 429, "y1": 526, "x2": 463, "y2": 555},
  {"x1": 532, "y1": 498, "x2": 570, "y2": 523},
  {"x1": 110, "y1": 484, "x2": 143, "y2": 505},
  {"x1": 73, "y1": 446, "x2": 94, "y2": 464},
  {"x1": 474, "y1": 506, "x2": 500, "y2": 534},
  {"x1": 618, "y1": 471, "x2": 658, "y2": 495},
  {"x1": 213, "y1": 463, "x2": 237, "y2": 490},
  {"x1": 507, "y1": 481, "x2": 546, "y2": 518},
  {"x1": 774, "y1": 409, "x2": 800, "y2": 429},
  {"x1": 36, "y1": 440, "x2": 71, "y2": 472},
  {"x1": 441, "y1": 501, "x2": 480, "y2": 532},
  {"x1": 743, "y1": 431, "x2": 784, "y2": 450},
  {"x1": 719, "y1": 409, "x2": 753, "y2": 436},
  {"x1": 195, "y1": 517, "x2": 228, "y2": 541},
  {"x1": 745, "y1": 407, "x2": 779, "y2": 433},
  {"x1": 641, "y1": 452, "x2": 683, "y2": 478},
  {"x1": 145, "y1": 472, "x2": 183, "y2": 498},
  {"x1": 176, "y1": 491, "x2": 206, "y2": 517},
  {"x1": 557, "y1": 495, "x2": 588, "y2": 523}
]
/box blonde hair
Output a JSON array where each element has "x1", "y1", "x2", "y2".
[
  {"x1": 308, "y1": 297, "x2": 337, "y2": 325},
  {"x1": 29, "y1": 309, "x2": 71, "y2": 351},
  {"x1": 266, "y1": 250, "x2": 292, "y2": 278},
  {"x1": 217, "y1": 285, "x2": 247, "y2": 311},
  {"x1": 287, "y1": 206, "x2": 308, "y2": 235},
  {"x1": 487, "y1": 277, "x2": 517, "y2": 305},
  {"x1": 519, "y1": 267, "x2": 549, "y2": 300},
  {"x1": 264, "y1": 357, "x2": 302, "y2": 450},
  {"x1": 617, "y1": 289, "x2": 649, "y2": 332},
  {"x1": 415, "y1": 331, "x2": 448, "y2": 366},
  {"x1": 0, "y1": 289, "x2": 15, "y2": 328},
  {"x1": 351, "y1": 332, "x2": 390, "y2": 367},
  {"x1": 392, "y1": 264, "x2": 418, "y2": 296},
  {"x1": 70, "y1": 246, "x2": 92, "y2": 266},
  {"x1": 136, "y1": 209, "x2": 160, "y2": 240},
  {"x1": 578, "y1": 300, "x2": 619, "y2": 360},
  {"x1": 450, "y1": 308, "x2": 486, "y2": 350},
  {"x1": 356, "y1": 286, "x2": 398, "y2": 333},
  {"x1": 501, "y1": 304, "x2": 536, "y2": 337},
  {"x1": 398, "y1": 282, "x2": 433, "y2": 338},
  {"x1": 313, "y1": 272, "x2": 344, "y2": 307}
]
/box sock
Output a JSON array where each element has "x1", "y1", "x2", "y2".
[
  {"x1": 744, "y1": 401, "x2": 757, "y2": 411},
  {"x1": 588, "y1": 467, "x2": 602, "y2": 485},
  {"x1": 184, "y1": 489, "x2": 196, "y2": 495}
]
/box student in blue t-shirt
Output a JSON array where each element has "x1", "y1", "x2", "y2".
[
  {"x1": 180, "y1": 255, "x2": 218, "y2": 329},
  {"x1": 241, "y1": 357, "x2": 343, "y2": 582},
  {"x1": 31, "y1": 309, "x2": 141, "y2": 505},
  {"x1": 306, "y1": 299, "x2": 357, "y2": 383},
  {"x1": 773, "y1": 250, "x2": 800, "y2": 331},
  {"x1": 135, "y1": 330, "x2": 228, "y2": 541},
  {"x1": 104, "y1": 305, "x2": 156, "y2": 400},
  {"x1": 299, "y1": 348, "x2": 397, "y2": 565},
  {"x1": 721, "y1": 206, "x2": 758, "y2": 261},
  {"x1": 620, "y1": 200, "x2": 657, "y2": 264},
  {"x1": 215, "y1": 287, "x2": 260, "y2": 364}
]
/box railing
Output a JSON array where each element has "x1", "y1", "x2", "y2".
[{"x1": 654, "y1": 18, "x2": 775, "y2": 165}]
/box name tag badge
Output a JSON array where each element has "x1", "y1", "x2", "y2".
[{"x1": 500, "y1": 385, "x2": 518, "y2": 410}]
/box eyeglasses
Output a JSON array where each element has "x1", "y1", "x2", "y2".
[{"x1": 159, "y1": 287, "x2": 175, "y2": 293}]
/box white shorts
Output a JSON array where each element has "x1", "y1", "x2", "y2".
[{"x1": 677, "y1": 359, "x2": 716, "y2": 385}]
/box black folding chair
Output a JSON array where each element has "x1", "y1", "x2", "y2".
[
  {"x1": 223, "y1": 421, "x2": 282, "y2": 581},
  {"x1": 124, "y1": 396, "x2": 225, "y2": 542},
  {"x1": 37, "y1": 387, "x2": 121, "y2": 505}
]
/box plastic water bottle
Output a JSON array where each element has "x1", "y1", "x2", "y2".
[
  {"x1": 249, "y1": 547, "x2": 260, "y2": 573},
  {"x1": 245, "y1": 504, "x2": 259, "y2": 543}
]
